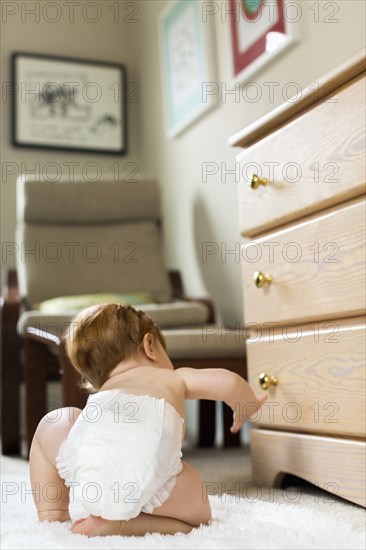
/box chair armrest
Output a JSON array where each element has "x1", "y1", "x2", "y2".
[
  {"x1": 168, "y1": 270, "x2": 216, "y2": 323},
  {"x1": 1, "y1": 268, "x2": 21, "y2": 326},
  {"x1": 3, "y1": 271, "x2": 64, "y2": 350},
  {"x1": 1, "y1": 269, "x2": 22, "y2": 454},
  {"x1": 2, "y1": 268, "x2": 20, "y2": 305},
  {"x1": 24, "y1": 327, "x2": 88, "y2": 409},
  {"x1": 25, "y1": 327, "x2": 61, "y2": 350},
  {"x1": 168, "y1": 270, "x2": 184, "y2": 299}
]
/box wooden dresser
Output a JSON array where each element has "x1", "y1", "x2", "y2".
[{"x1": 230, "y1": 48, "x2": 366, "y2": 507}]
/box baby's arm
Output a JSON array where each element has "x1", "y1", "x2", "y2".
[{"x1": 175, "y1": 368, "x2": 268, "y2": 433}]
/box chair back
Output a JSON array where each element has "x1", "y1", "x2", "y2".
[{"x1": 15, "y1": 175, "x2": 172, "y2": 308}]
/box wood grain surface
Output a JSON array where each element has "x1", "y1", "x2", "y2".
[
  {"x1": 246, "y1": 316, "x2": 366, "y2": 437},
  {"x1": 237, "y1": 74, "x2": 365, "y2": 237},
  {"x1": 230, "y1": 47, "x2": 365, "y2": 149},
  {"x1": 242, "y1": 197, "x2": 365, "y2": 325},
  {"x1": 250, "y1": 429, "x2": 366, "y2": 507}
]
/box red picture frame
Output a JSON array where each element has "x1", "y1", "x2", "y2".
[{"x1": 228, "y1": 0, "x2": 298, "y2": 83}]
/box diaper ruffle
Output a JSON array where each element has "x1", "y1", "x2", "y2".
[{"x1": 55, "y1": 438, "x2": 74, "y2": 487}]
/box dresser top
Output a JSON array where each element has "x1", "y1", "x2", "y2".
[{"x1": 229, "y1": 47, "x2": 365, "y2": 149}]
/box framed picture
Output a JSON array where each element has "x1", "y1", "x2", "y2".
[
  {"x1": 159, "y1": 0, "x2": 217, "y2": 138},
  {"x1": 227, "y1": 0, "x2": 300, "y2": 84},
  {"x1": 11, "y1": 52, "x2": 126, "y2": 155}
]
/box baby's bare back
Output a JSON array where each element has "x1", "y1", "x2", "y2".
[{"x1": 99, "y1": 366, "x2": 186, "y2": 421}]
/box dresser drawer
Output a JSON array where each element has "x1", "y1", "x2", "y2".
[
  {"x1": 242, "y1": 197, "x2": 365, "y2": 325},
  {"x1": 246, "y1": 316, "x2": 366, "y2": 437},
  {"x1": 237, "y1": 74, "x2": 366, "y2": 237}
]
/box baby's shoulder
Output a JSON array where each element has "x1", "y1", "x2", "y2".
[{"x1": 163, "y1": 368, "x2": 186, "y2": 390}]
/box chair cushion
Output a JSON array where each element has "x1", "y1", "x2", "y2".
[
  {"x1": 16, "y1": 221, "x2": 172, "y2": 306},
  {"x1": 15, "y1": 175, "x2": 173, "y2": 306},
  {"x1": 17, "y1": 301, "x2": 211, "y2": 337},
  {"x1": 16, "y1": 176, "x2": 161, "y2": 224},
  {"x1": 34, "y1": 292, "x2": 155, "y2": 313}
]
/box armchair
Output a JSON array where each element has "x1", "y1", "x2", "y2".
[{"x1": 1, "y1": 175, "x2": 246, "y2": 457}]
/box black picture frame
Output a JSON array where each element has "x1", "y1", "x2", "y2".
[{"x1": 11, "y1": 52, "x2": 127, "y2": 155}]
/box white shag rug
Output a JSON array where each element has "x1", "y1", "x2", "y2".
[{"x1": 1, "y1": 468, "x2": 365, "y2": 550}]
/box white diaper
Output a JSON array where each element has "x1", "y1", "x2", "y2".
[{"x1": 56, "y1": 390, "x2": 184, "y2": 521}]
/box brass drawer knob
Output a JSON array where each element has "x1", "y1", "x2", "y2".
[
  {"x1": 253, "y1": 271, "x2": 272, "y2": 288},
  {"x1": 259, "y1": 373, "x2": 278, "y2": 390},
  {"x1": 250, "y1": 174, "x2": 268, "y2": 189}
]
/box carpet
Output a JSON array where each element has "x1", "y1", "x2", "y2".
[{"x1": 1, "y1": 451, "x2": 365, "y2": 549}]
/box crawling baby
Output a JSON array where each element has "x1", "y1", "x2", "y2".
[{"x1": 29, "y1": 303, "x2": 268, "y2": 537}]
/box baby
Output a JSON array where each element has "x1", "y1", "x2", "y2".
[{"x1": 29, "y1": 303, "x2": 268, "y2": 537}]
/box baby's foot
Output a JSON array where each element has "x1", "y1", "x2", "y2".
[{"x1": 71, "y1": 515, "x2": 121, "y2": 537}]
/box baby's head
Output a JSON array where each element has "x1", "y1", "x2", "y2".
[{"x1": 64, "y1": 303, "x2": 167, "y2": 393}]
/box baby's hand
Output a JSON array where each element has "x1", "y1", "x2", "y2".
[{"x1": 230, "y1": 394, "x2": 268, "y2": 434}]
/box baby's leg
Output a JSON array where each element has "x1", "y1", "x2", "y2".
[
  {"x1": 71, "y1": 461, "x2": 210, "y2": 537},
  {"x1": 151, "y1": 460, "x2": 211, "y2": 526},
  {"x1": 29, "y1": 407, "x2": 82, "y2": 522}
]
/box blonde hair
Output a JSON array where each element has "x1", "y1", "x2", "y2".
[{"x1": 64, "y1": 303, "x2": 166, "y2": 393}]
